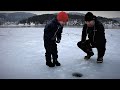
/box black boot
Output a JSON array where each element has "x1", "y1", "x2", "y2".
[
  {"x1": 84, "y1": 52, "x2": 94, "y2": 60},
  {"x1": 53, "y1": 60, "x2": 61, "y2": 66},
  {"x1": 46, "y1": 62, "x2": 55, "y2": 67},
  {"x1": 84, "y1": 55, "x2": 92, "y2": 60},
  {"x1": 97, "y1": 57, "x2": 103, "y2": 63}
]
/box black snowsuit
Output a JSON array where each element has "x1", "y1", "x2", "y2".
[
  {"x1": 43, "y1": 18, "x2": 63, "y2": 63},
  {"x1": 77, "y1": 19, "x2": 107, "y2": 58}
]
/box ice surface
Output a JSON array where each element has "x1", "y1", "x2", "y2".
[{"x1": 0, "y1": 27, "x2": 120, "y2": 79}]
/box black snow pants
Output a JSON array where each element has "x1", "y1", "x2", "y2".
[
  {"x1": 77, "y1": 40, "x2": 106, "y2": 58},
  {"x1": 44, "y1": 40, "x2": 58, "y2": 63}
]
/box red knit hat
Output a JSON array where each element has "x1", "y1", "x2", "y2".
[{"x1": 57, "y1": 11, "x2": 68, "y2": 22}]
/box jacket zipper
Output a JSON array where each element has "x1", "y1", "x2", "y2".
[
  {"x1": 86, "y1": 25, "x2": 96, "y2": 46},
  {"x1": 93, "y1": 25, "x2": 97, "y2": 42},
  {"x1": 93, "y1": 26, "x2": 95, "y2": 42},
  {"x1": 52, "y1": 26, "x2": 60, "y2": 40},
  {"x1": 86, "y1": 27, "x2": 88, "y2": 40}
]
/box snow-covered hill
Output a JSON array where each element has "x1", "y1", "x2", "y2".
[
  {"x1": 0, "y1": 12, "x2": 37, "y2": 23},
  {"x1": 111, "y1": 17, "x2": 120, "y2": 23}
]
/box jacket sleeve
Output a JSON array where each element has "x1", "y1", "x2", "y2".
[
  {"x1": 98, "y1": 23, "x2": 105, "y2": 33},
  {"x1": 96, "y1": 22, "x2": 105, "y2": 37},
  {"x1": 81, "y1": 24, "x2": 87, "y2": 42},
  {"x1": 44, "y1": 22, "x2": 53, "y2": 32},
  {"x1": 44, "y1": 22, "x2": 54, "y2": 40},
  {"x1": 57, "y1": 26, "x2": 63, "y2": 41},
  {"x1": 94, "y1": 21, "x2": 107, "y2": 44}
]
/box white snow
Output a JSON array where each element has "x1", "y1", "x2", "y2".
[{"x1": 0, "y1": 27, "x2": 120, "y2": 79}]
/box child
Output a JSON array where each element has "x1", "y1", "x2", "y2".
[{"x1": 43, "y1": 11, "x2": 69, "y2": 67}]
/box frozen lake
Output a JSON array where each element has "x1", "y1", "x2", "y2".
[{"x1": 0, "y1": 27, "x2": 120, "y2": 79}]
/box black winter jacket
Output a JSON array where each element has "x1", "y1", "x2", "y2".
[
  {"x1": 81, "y1": 19, "x2": 106, "y2": 46},
  {"x1": 43, "y1": 18, "x2": 63, "y2": 42}
]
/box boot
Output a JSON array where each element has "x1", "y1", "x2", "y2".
[
  {"x1": 53, "y1": 60, "x2": 61, "y2": 66},
  {"x1": 97, "y1": 57, "x2": 103, "y2": 63},
  {"x1": 46, "y1": 62, "x2": 55, "y2": 67},
  {"x1": 84, "y1": 52, "x2": 94, "y2": 60}
]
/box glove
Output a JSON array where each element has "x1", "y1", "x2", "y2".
[{"x1": 56, "y1": 39, "x2": 60, "y2": 43}]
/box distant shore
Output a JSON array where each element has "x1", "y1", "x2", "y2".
[{"x1": 0, "y1": 25, "x2": 120, "y2": 29}]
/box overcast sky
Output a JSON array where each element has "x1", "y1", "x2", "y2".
[{"x1": 0, "y1": 11, "x2": 120, "y2": 18}]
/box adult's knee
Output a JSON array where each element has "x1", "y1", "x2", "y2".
[{"x1": 77, "y1": 41, "x2": 83, "y2": 48}]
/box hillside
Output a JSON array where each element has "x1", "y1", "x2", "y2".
[
  {"x1": 19, "y1": 12, "x2": 120, "y2": 27},
  {"x1": 0, "y1": 12, "x2": 37, "y2": 25},
  {"x1": 111, "y1": 18, "x2": 120, "y2": 23}
]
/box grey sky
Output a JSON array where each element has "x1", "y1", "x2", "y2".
[{"x1": 0, "y1": 11, "x2": 120, "y2": 18}]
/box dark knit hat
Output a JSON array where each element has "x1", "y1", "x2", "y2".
[{"x1": 85, "y1": 12, "x2": 96, "y2": 21}]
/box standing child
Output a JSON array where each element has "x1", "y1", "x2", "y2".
[{"x1": 43, "y1": 11, "x2": 69, "y2": 67}]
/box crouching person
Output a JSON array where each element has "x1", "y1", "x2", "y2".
[{"x1": 77, "y1": 12, "x2": 106, "y2": 63}]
